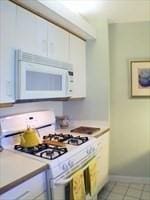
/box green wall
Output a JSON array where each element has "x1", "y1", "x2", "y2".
[{"x1": 109, "y1": 22, "x2": 150, "y2": 177}]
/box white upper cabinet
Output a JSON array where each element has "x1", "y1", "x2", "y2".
[
  {"x1": 69, "y1": 34, "x2": 86, "y2": 98},
  {"x1": 0, "y1": 0, "x2": 16, "y2": 103},
  {"x1": 47, "y1": 23, "x2": 69, "y2": 62},
  {"x1": 16, "y1": 6, "x2": 47, "y2": 57},
  {"x1": 0, "y1": 0, "x2": 87, "y2": 103}
]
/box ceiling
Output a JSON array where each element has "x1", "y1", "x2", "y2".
[{"x1": 59, "y1": 0, "x2": 150, "y2": 23}]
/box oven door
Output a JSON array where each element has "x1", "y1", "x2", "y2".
[
  {"x1": 50, "y1": 158, "x2": 98, "y2": 200},
  {"x1": 16, "y1": 61, "x2": 68, "y2": 100}
]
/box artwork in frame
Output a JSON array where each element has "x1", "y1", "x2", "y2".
[{"x1": 131, "y1": 60, "x2": 150, "y2": 97}]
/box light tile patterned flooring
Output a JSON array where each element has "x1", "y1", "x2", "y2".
[{"x1": 98, "y1": 181, "x2": 150, "y2": 200}]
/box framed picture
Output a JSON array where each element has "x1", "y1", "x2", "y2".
[{"x1": 131, "y1": 60, "x2": 150, "y2": 97}]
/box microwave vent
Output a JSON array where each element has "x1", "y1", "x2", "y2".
[
  {"x1": 16, "y1": 50, "x2": 72, "y2": 71},
  {"x1": 22, "y1": 52, "x2": 33, "y2": 62}
]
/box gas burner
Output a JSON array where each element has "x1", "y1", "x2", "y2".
[
  {"x1": 43, "y1": 133, "x2": 88, "y2": 145},
  {"x1": 40, "y1": 147, "x2": 67, "y2": 160},
  {"x1": 14, "y1": 144, "x2": 68, "y2": 160},
  {"x1": 43, "y1": 133, "x2": 73, "y2": 142},
  {"x1": 14, "y1": 144, "x2": 48, "y2": 154},
  {"x1": 67, "y1": 136, "x2": 88, "y2": 145}
]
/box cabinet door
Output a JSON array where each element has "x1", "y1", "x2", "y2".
[
  {"x1": 0, "y1": 172, "x2": 47, "y2": 200},
  {"x1": 69, "y1": 34, "x2": 86, "y2": 98},
  {"x1": 96, "y1": 132, "x2": 109, "y2": 191},
  {"x1": 0, "y1": 0, "x2": 16, "y2": 103},
  {"x1": 48, "y1": 22, "x2": 69, "y2": 62},
  {"x1": 16, "y1": 6, "x2": 47, "y2": 56}
]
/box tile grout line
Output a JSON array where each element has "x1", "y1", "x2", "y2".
[
  {"x1": 105, "y1": 181, "x2": 117, "y2": 200},
  {"x1": 106, "y1": 181, "x2": 128, "y2": 200},
  {"x1": 122, "y1": 183, "x2": 130, "y2": 200},
  {"x1": 139, "y1": 183, "x2": 146, "y2": 200},
  {"x1": 99, "y1": 181, "x2": 150, "y2": 200},
  {"x1": 97, "y1": 181, "x2": 115, "y2": 200},
  {"x1": 125, "y1": 182, "x2": 146, "y2": 200}
]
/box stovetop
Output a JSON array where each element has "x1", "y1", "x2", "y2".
[
  {"x1": 0, "y1": 111, "x2": 98, "y2": 179},
  {"x1": 14, "y1": 133, "x2": 89, "y2": 160},
  {"x1": 3, "y1": 131, "x2": 97, "y2": 178}
]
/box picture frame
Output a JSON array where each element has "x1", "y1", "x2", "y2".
[{"x1": 131, "y1": 60, "x2": 150, "y2": 97}]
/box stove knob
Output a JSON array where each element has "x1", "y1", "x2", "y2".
[
  {"x1": 89, "y1": 147, "x2": 92, "y2": 153},
  {"x1": 62, "y1": 164, "x2": 68, "y2": 171},
  {"x1": 92, "y1": 147, "x2": 95, "y2": 152},
  {"x1": 86, "y1": 148, "x2": 90, "y2": 154},
  {"x1": 92, "y1": 147, "x2": 96, "y2": 152},
  {"x1": 89, "y1": 147, "x2": 94, "y2": 154},
  {"x1": 68, "y1": 160, "x2": 74, "y2": 167}
]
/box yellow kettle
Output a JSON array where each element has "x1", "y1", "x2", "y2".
[{"x1": 20, "y1": 127, "x2": 40, "y2": 148}]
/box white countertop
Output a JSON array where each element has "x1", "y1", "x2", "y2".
[
  {"x1": 0, "y1": 150, "x2": 48, "y2": 194},
  {"x1": 56, "y1": 120, "x2": 110, "y2": 137}
]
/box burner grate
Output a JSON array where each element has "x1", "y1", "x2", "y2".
[
  {"x1": 14, "y1": 144, "x2": 48, "y2": 154},
  {"x1": 40, "y1": 147, "x2": 67, "y2": 160},
  {"x1": 43, "y1": 133, "x2": 73, "y2": 142},
  {"x1": 67, "y1": 136, "x2": 88, "y2": 145},
  {"x1": 43, "y1": 133, "x2": 88, "y2": 145},
  {"x1": 14, "y1": 144, "x2": 68, "y2": 160}
]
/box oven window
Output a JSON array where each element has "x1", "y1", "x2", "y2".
[{"x1": 26, "y1": 71, "x2": 62, "y2": 91}]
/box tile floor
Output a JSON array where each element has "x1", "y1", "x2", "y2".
[{"x1": 98, "y1": 181, "x2": 150, "y2": 200}]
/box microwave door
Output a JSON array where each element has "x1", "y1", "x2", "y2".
[{"x1": 17, "y1": 61, "x2": 67, "y2": 99}]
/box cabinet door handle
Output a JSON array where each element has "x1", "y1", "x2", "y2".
[
  {"x1": 42, "y1": 40, "x2": 47, "y2": 54},
  {"x1": 15, "y1": 191, "x2": 30, "y2": 200},
  {"x1": 49, "y1": 42, "x2": 54, "y2": 55},
  {"x1": 6, "y1": 80, "x2": 12, "y2": 97}
]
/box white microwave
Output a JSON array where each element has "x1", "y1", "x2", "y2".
[{"x1": 15, "y1": 50, "x2": 73, "y2": 100}]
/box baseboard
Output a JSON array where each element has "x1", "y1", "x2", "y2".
[{"x1": 109, "y1": 175, "x2": 150, "y2": 184}]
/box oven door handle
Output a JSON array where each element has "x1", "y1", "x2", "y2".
[
  {"x1": 55, "y1": 176, "x2": 72, "y2": 185},
  {"x1": 54, "y1": 158, "x2": 95, "y2": 186}
]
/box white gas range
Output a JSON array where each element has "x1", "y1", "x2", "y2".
[{"x1": 0, "y1": 110, "x2": 98, "y2": 200}]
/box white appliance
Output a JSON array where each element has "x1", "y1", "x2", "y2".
[
  {"x1": 15, "y1": 50, "x2": 73, "y2": 100},
  {"x1": 0, "y1": 111, "x2": 98, "y2": 200}
]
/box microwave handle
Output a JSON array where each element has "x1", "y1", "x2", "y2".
[{"x1": 66, "y1": 72, "x2": 69, "y2": 95}]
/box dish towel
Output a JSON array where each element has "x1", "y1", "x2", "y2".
[
  {"x1": 72, "y1": 169, "x2": 85, "y2": 200},
  {"x1": 88, "y1": 157, "x2": 97, "y2": 196}
]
